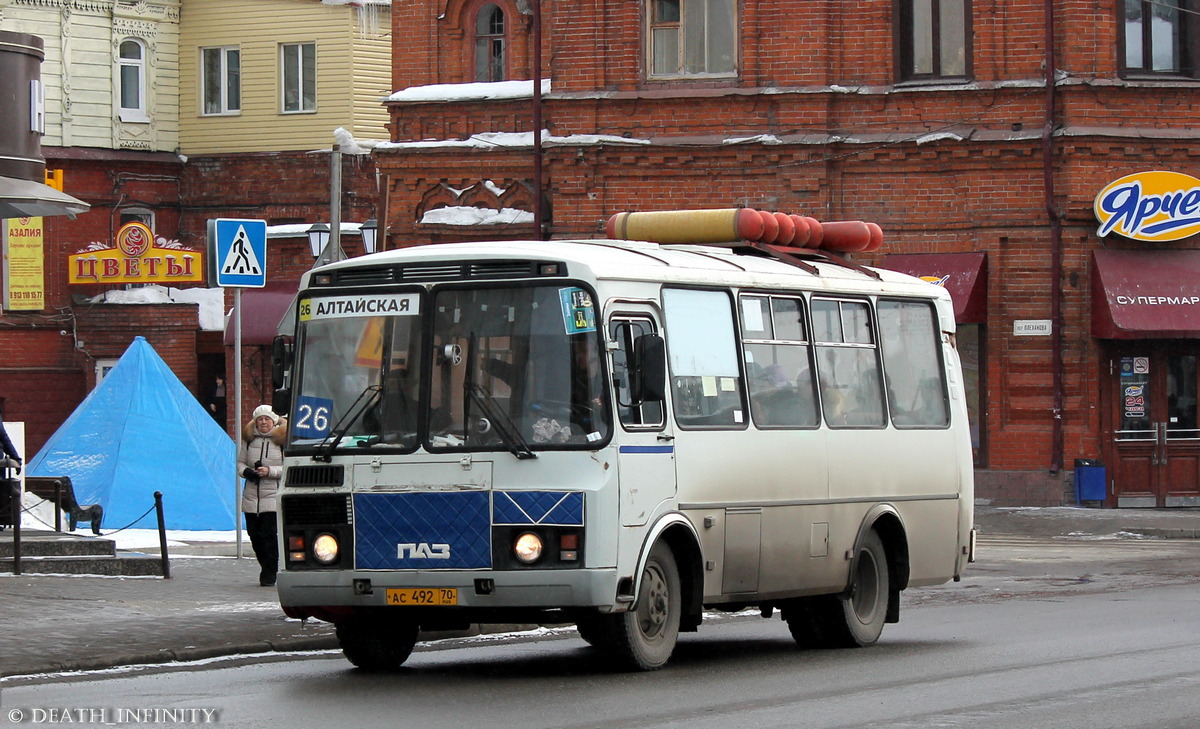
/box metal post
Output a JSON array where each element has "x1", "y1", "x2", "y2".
[
  {"x1": 531, "y1": 0, "x2": 544, "y2": 240},
  {"x1": 154, "y1": 491, "x2": 170, "y2": 579},
  {"x1": 331, "y1": 145, "x2": 342, "y2": 260},
  {"x1": 5, "y1": 458, "x2": 21, "y2": 575},
  {"x1": 234, "y1": 287, "x2": 243, "y2": 559}
]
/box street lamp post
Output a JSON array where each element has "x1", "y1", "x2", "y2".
[
  {"x1": 306, "y1": 222, "x2": 330, "y2": 259},
  {"x1": 360, "y1": 218, "x2": 378, "y2": 255}
]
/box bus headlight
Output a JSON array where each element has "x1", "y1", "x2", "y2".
[
  {"x1": 312, "y1": 533, "x2": 340, "y2": 564},
  {"x1": 514, "y1": 532, "x2": 543, "y2": 564}
]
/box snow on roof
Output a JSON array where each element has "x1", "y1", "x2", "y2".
[
  {"x1": 87, "y1": 285, "x2": 227, "y2": 331},
  {"x1": 387, "y1": 79, "x2": 552, "y2": 103},
  {"x1": 377, "y1": 130, "x2": 650, "y2": 151},
  {"x1": 266, "y1": 222, "x2": 366, "y2": 238},
  {"x1": 422, "y1": 206, "x2": 533, "y2": 226}
]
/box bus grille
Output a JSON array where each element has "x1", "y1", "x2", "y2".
[
  {"x1": 286, "y1": 464, "x2": 344, "y2": 487},
  {"x1": 283, "y1": 494, "x2": 352, "y2": 526}
]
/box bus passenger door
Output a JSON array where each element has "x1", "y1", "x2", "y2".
[{"x1": 610, "y1": 313, "x2": 676, "y2": 527}]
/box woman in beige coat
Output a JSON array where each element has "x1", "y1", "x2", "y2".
[{"x1": 237, "y1": 405, "x2": 286, "y2": 586}]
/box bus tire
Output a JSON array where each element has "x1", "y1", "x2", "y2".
[
  {"x1": 574, "y1": 615, "x2": 608, "y2": 648},
  {"x1": 336, "y1": 615, "x2": 420, "y2": 671},
  {"x1": 832, "y1": 529, "x2": 890, "y2": 647},
  {"x1": 786, "y1": 530, "x2": 889, "y2": 649},
  {"x1": 603, "y1": 542, "x2": 681, "y2": 671}
]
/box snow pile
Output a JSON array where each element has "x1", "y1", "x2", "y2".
[{"x1": 87, "y1": 285, "x2": 226, "y2": 331}]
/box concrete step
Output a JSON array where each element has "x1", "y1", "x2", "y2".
[
  {"x1": 0, "y1": 553, "x2": 165, "y2": 577},
  {"x1": 0, "y1": 531, "x2": 116, "y2": 558}
]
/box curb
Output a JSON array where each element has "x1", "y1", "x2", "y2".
[
  {"x1": 1123, "y1": 527, "x2": 1200, "y2": 540},
  {"x1": 1, "y1": 636, "x2": 342, "y2": 679}
]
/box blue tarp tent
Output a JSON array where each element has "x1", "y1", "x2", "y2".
[{"x1": 27, "y1": 337, "x2": 237, "y2": 531}]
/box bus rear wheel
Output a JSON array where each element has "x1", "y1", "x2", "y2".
[
  {"x1": 786, "y1": 530, "x2": 889, "y2": 649},
  {"x1": 600, "y1": 542, "x2": 681, "y2": 671},
  {"x1": 336, "y1": 614, "x2": 420, "y2": 671}
]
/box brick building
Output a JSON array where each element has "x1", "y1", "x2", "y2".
[
  {"x1": 0, "y1": 0, "x2": 389, "y2": 455},
  {"x1": 373, "y1": 0, "x2": 1200, "y2": 507}
]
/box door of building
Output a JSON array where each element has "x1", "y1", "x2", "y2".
[{"x1": 1104, "y1": 342, "x2": 1200, "y2": 507}]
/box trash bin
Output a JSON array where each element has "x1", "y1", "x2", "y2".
[{"x1": 1074, "y1": 458, "x2": 1106, "y2": 505}]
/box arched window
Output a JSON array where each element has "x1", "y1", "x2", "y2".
[
  {"x1": 475, "y1": 4, "x2": 506, "y2": 82},
  {"x1": 118, "y1": 39, "x2": 148, "y2": 121}
]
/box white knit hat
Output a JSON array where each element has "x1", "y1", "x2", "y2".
[{"x1": 251, "y1": 405, "x2": 279, "y2": 424}]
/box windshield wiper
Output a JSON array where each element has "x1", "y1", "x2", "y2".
[
  {"x1": 465, "y1": 383, "x2": 536, "y2": 460},
  {"x1": 461, "y1": 333, "x2": 534, "y2": 459},
  {"x1": 313, "y1": 384, "x2": 382, "y2": 462}
]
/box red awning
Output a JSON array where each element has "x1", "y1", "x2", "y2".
[
  {"x1": 1092, "y1": 249, "x2": 1200, "y2": 339},
  {"x1": 879, "y1": 252, "x2": 987, "y2": 323},
  {"x1": 222, "y1": 282, "x2": 298, "y2": 346}
]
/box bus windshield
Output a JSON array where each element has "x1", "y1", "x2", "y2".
[{"x1": 289, "y1": 283, "x2": 610, "y2": 454}]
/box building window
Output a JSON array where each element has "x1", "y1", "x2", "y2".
[
  {"x1": 647, "y1": 0, "x2": 737, "y2": 78},
  {"x1": 896, "y1": 0, "x2": 970, "y2": 81},
  {"x1": 201, "y1": 46, "x2": 240, "y2": 115},
  {"x1": 475, "y1": 4, "x2": 506, "y2": 82},
  {"x1": 118, "y1": 39, "x2": 148, "y2": 122},
  {"x1": 1122, "y1": 0, "x2": 1198, "y2": 77},
  {"x1": 120, "y1": 208, "x2": 154, "y2": 230},
  {"x1": 281, "y1": 42, "x2": 317, "y2": 113}
]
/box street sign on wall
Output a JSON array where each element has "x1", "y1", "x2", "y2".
[{"x1": 207, "y1": 218, "x2": 267, "y2": 288}]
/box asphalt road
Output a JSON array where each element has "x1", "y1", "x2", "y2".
[{"x1": 4, "y1": 535, "x2": 1199, "y2": 729}]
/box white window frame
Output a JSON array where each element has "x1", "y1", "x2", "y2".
[
  {"x1": 647, "y1": 0, "x2": 738, "y2": 80},
  {"x1": 118, "y1": 38, "x2": 149, "y2": 123},
  {"x1": 201, "y1": 45, "x2": 241, "y2": 116},
  {"x1": 280, "y1": 42, "x2": 317, "y2": 114},
  {"x1": 95, "y1": 358, "x2": 119, "y2": 387}
]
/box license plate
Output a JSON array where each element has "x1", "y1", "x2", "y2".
[{"x1": 385, "y1": 588, "x2": 458, "y2": 606}]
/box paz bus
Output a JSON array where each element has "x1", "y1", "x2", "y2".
[{"x1": 272, "y1": 208, "x2": 976, "y2": 671}]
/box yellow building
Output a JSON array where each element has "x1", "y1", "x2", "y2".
[{"x1": 178, "y1": 0, "x2": 391, "y2": 154}]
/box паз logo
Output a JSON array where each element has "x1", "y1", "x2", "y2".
[
  {"x1": 397, "y1": 542, "x2": 451, "y2": 559},
  {"x1": 1094, "y1": 171, "x2": 1200, "y2": 242}
]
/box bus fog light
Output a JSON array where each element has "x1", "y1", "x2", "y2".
[
  {"x1": 312, "y1": 533, "x2": 340, "y2": 564},
  {"x1": 514, "y1": 532, "x2": 543, "y2": 564}
]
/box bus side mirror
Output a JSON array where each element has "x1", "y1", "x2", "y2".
[
  {"x1": 271, "y1": 335, "x2": 293, "y2": 391},
  {"x1": 271, "y1": 335, "x2": 293, "y2": 416},
  {"x1": 634, "y1": 334, "x2": 667, "y2": 402},
  {"x1": 272, "y1": 388, "x2": 292, "y2": 417}
]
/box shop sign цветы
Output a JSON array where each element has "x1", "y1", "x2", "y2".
[
  {"x1": 68, "y1": 222, "x2": 203, "y2": 284},
  {"x1": 1094, "y1": 171, "x2": 1200, "y2": 242}
]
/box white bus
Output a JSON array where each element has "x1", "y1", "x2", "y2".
[{"x1": 273, "y1": 209, "x2": 975, "y2": 671}]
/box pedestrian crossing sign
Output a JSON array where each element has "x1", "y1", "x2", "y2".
[{"x1": 207, "y1": 218, "x2": 267, "y2": 288}]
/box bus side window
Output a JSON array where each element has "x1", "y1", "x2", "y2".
[
  {"x1": 662, "y1": 288, "x2": 746, "y2": 428},
  {"x1": 740, "y1": 294, "x2": 819, "y2": 428},
  {"x1": 878, "y1": 299, "x2": 950, "y2": 428},
  {"x1": 610, "y1": 318, "x2": 665, "y2": 428},
  {"x1": 813, "y1": 298, "x2": 886, "y2": 428}
]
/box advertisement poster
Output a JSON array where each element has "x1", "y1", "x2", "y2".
[{"x1": 4, "y1": 217, "x2": 44, "y2": 311}]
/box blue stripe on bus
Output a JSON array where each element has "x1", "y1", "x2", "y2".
[{"x1": 619, "y1": 445, "x2": 675, "y2": 454}]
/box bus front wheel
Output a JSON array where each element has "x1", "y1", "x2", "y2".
[
  {"x1": 603, "y1": 542, "x2": 681, "y2": 671},
  {"x1": 336, "y1": 614, "x2": 420, "y2": 671}
]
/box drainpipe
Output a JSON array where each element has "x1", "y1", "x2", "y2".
[
  {"x1": 531, "y1": 0, "x2": 545, "y2": 240},
  {"x1": 1043, "y1": 0, "x2": 1064, "y2": 473}
]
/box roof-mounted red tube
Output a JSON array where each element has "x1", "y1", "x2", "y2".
[{"x1": 604, "y1": 208, "x2": 883, "y2": 253}]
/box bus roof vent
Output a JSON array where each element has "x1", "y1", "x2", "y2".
[
  {"x1": 332, "y1": 266, "x2": 396, "y2": 286},
  {"x1": 399, "y1": 263, "x2": 465, "y2": 281},
  {"x1": 467, "y1": 260, "x2": 538, "y2": 279}
]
